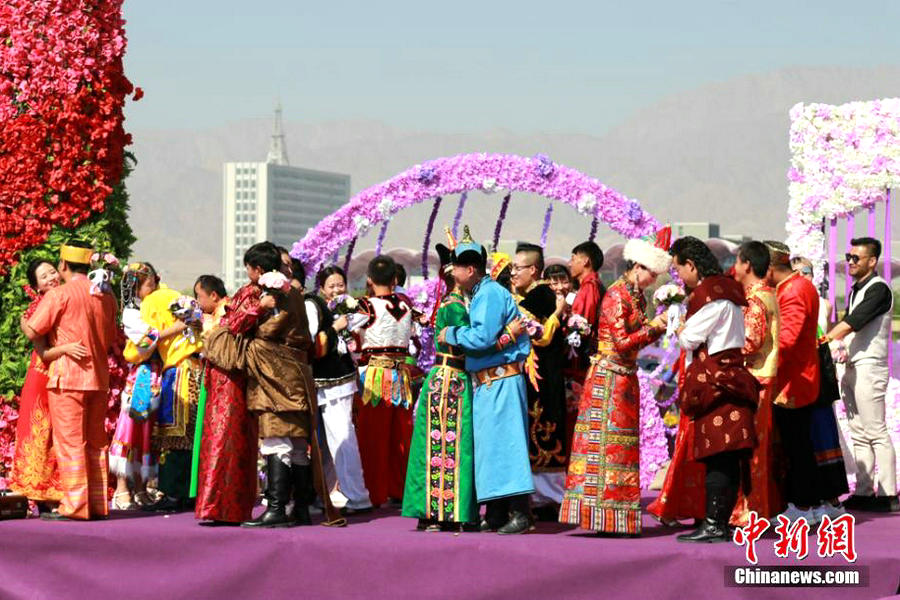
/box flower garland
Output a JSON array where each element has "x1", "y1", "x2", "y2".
[
  {"x1": 451, "y1": 192, "x2": 468, "y2": 238},
  {"x1": 539, "y1": 201, "x2": 553, "y2": 249},
  {"x1": 291, "y1": 153, "x2": 659, "y2": 275},
  {"x1": 421, "y1": 197, "x2": 442, "y2": 279},
  {"x1": 0, "y1": 0, "x2": 137, "y2": 273},
  {"x1": 492, "y1": 193, "x2": 512, "y2": 251},
  {"x1": 375, "y1": 220, "x2": 389, "y2": 256},
  {"x1": 786, "y1": 98, "x2": 900, "y2": 285},
  {"x1": 342, "y1": 236, "x2": 357, "y2": 275}
]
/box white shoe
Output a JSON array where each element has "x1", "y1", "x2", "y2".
[
  {"x1": 779, "y1": 503, "x2": 818, "y2": 525},
  {"x1": 813, "y1": 502, "x2": 846, "y2": 522}
]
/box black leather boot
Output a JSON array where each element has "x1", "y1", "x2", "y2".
[
  {"x1": 290, "y1": 463, "x2": 314, "y2": 526},
  {"x1": 677, "y1": 487, "x2": 733, "y2": 543},
  {"x1": 479, "y1": 499, "x2": 508, "y2": 532},
  {"x1": 242, "y1": 455, "x2": 295, "y2": 528},
  {"x1": 498, "y1": 495, "x2": 534, "y2": 535}
]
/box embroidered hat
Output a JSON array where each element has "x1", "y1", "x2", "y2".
[
  {"x1": 623, "y1": 225, "x2": 673, "y2": 275},
  {"x1": 451, "y1": 225, "x2": 487, "y2": 268}
]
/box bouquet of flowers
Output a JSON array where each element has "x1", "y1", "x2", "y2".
[
  {"x1": 565, "y1": 313, "x2": 591, "y2": 358},
  {"x1": 169, "y1": 296, "x2": 204, "y2": 344},
  {"x1": 259, "y1": 271, "x2": 291, "y2": 315},
  {"x1": 652, "y1": 283, "x2": 687, "y2": 338},
  {"x1": 87, "y1": 252, "x2": 120, "y2": 296},
  {"x1": 522, "y1": 317, "x2": 544, "y2": 340},
  {"x1": 327, "y1": 293, "x2": 359, "y2": 315}
]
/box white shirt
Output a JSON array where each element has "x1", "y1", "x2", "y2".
[{"x1": 678, "y1": 299, "x2": 745, "y2": 365}]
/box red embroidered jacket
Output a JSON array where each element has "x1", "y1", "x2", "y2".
[{"x1": 774, "y1": 272, "x2": 820, "y2": 409}]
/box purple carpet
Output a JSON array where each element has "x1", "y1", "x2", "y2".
[{"x1": 1, "y1": 495, "x2": 897, "y2": 599}]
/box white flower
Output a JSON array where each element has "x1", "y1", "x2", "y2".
[
  {"x1": 482, "y1": 178, "x2": 497, "y2": 193},
  {"x1": 344, "y1": 296, "x2": 358, "y2": 310},
  {"x1": 353, "y1": 215, "x2": 372, "y2": 235},
  {"x1": 378, "y1": 197, "x2": 394, "y2": 219},
  {"x1": 577, "y1": 193, "x2": 596, "y2": 216},
  {"x1": 416, "y1": 290, "x2": 428, "y2": 304}
]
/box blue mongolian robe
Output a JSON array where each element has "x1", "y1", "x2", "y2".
[{"x1": 444, "y1": 276, "x2": 534, "y2": 502}]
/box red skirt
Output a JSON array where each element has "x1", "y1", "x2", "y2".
[
  {"x1": 194, "y1": 366, "x2": 258, "y2": 523},
  {"x1": 9, "y1": 353, "x2": 63, "y2": 502},
  {"x1": 730, "y1": 379, "x2": 785, "y2": 525},
  {"x1": 647, "y1": 415, "x2": 706, "y2": 522}
]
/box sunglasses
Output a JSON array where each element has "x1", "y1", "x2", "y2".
[{"x1": 845, "y1": 253, "x2": 869, "y2": 264}]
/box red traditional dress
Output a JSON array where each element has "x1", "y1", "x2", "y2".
[
  {"x1": 194, "y1": 284, "x2": 261, "y2": 523},
  {"x1": 731, "y1": 281, "x2": 784, "y2": 524},
  {"x1": 564, "y1": 271, "x2": 606, "y2": 453},
  {"x1": 647, "y1": 350, "x2": 707, "y2": 523},
  {"x1": 9, "y1": 290, "x2": 63, "y2": 503},
  {"x1": 559, "y1": 278, "x2": 664, "y2": 535}
]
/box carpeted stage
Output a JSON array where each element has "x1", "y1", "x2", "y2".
[{"x1": 1, "y1": 495, "x2": 898, "y2": 600}]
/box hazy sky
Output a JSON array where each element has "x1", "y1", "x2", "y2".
[{"x1": 123, "y1": 1, "x2": 900, "y2": 134}]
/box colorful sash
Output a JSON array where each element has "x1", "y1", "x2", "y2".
[{"x1": 128, "y1": 362, "x2": 161, "y2": 422}]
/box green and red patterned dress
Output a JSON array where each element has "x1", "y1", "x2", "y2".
[
  {"x1": 559, "y1": 278, "x2": 664, "y2": 535},
  {"x1": 401, "y1": 290, "x2": 477, "y2": 524}
]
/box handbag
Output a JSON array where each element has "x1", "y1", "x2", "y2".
[{"x1": 816, "y1": 339, "x2": 841, "y2": 405}]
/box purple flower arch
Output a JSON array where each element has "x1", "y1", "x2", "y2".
[
  {"x1": 290, "y1": 152, "x2": 670, "y2": 487},
  {"x1": 291, "y1": 152, "x2": 660, "y2": 274}
]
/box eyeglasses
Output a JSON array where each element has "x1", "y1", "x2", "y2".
[
  {"x1": 845, "y1": 253, "x2": 869, "y2": 264},
  {"x1": 511, "y1": 263, "x2": 534, "y2": 273}
]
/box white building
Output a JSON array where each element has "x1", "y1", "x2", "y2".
[{"x1": 222, "y1": 105, "x2": 351, "y2": 291}]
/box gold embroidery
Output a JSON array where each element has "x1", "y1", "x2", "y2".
[
  {"x1": 730, "y1": 410, "x2": 740, "y2": 422},
  {"x1": 713, "y1": 416, "x2": 724, "y2": 427}
]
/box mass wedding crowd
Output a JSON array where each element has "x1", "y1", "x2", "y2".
[{"x1": 5, "y1": 224, "x2": 897, "y2": 543}]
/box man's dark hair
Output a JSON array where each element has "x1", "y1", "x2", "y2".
[
  {"x1": 63, "y1": 239, "x2": 92, "y2": 274},
  {"x1": 543, "y1": 263, "x2": 572, "y2": 281},
  {"x1": 515, "y1": 242, "x2": 545, "y2": 274},
  {"x1": 367, "y1": 255, "x2": 397, "y2": 287},
  {"x1": 850, "y1": 237, "x2": 882, "y2": 260},
  {"x1": 194, "y1": 275, "x2": 227, "y2": 298},
  {"x1": 737, "y1": 241, "x2": 771, "y2": 279},
  {"x1": 291, "y1": 258, "x2": 306, "y2": 285},
  {"x1": 243, "y1": 241, "x2": 281, "y2": 273},
  {"x1": 316, "y1": 265, "x2": 346, "y2": 290},
  {"x1": 571, "y1": 241, "x2": 604, "y2": 272},
  {"x1": 26, "y1": 258, "x2": 55, "y2": 288},
  {"x1": 669, "y1": 236, "x2": 722, "y2": 278},
  {"x1": 454, "y1": 249, "x2": 487, "y2": 273},
  {"x1": 394, "y1": 263, "x2": 407, "y2": 287}
]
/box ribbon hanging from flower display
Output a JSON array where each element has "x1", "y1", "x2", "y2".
[
  {"x1": 868, "y1": 205, "x2": 877, "y2": 237},
  {"x1": 451, "y1": 192, "x2": 467, "y2": 238},
  {"x1": 421, "y1": 197, "x2": 442, "y2": 279},
  {"x1": 845, "y1": 212, "x2": 855, "y2": 303},
  {"x1": 588, "y1": 214, "x2": 599, "y2": 242},
  {"x1": 539, "y1": 201, "x2": 553, "y2": 249},
  {"x1": 885, "y1": 189, "x2": 893, "y2": 379},
  {"x1": 342, "y1": 236, "x2": 357, "y2": 275},
  {"x1": 492, "y1": 193, "x2": 512, "y2": 252}
]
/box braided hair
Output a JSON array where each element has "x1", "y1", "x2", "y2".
[{"x1": 121, "y1": 262, "x2": 159, "y2": 309}]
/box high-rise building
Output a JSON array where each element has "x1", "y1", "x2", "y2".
[{"x1": 222, "y1": 104, "x2": 351, "y2": 291}]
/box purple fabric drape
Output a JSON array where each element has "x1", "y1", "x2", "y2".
[
  {"x1": 885, "y1": 190, "x2": 893, "y2": 378},
  {"x1": 845, "y1": 212, "x2": 855, "y2": 309},
  {"x1": 829, "y1": 217, "x2": 838, "y2": 322}
]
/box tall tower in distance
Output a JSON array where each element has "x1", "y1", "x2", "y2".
[
  {"x1": 222, "y1": 104, "x2": 351, "y2": 292},
  {"x1": 266, "y1": 101, "x2": 289, "y2": 166}
]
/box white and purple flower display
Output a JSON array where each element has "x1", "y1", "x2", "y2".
[{"x1": 787, "y1": 98, "x2": 900, "y2": 285}]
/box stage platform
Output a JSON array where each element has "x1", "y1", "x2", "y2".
[{"x1": 1, "y1": 495, "x2": 898, "y2": 599}]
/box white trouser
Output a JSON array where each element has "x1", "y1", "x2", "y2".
[
  {"x1": 531, "y1": 471, "x2": 566, "y2": 506},
  {"x1": 842, "y1": 361, "x2": 897, "y2": 496},
  {"x1": 260, "y1": 437, "x2": 309, "y2": 466},
  {"x1": 320, "y1": 391, "x2": 372, "y2": 509}
]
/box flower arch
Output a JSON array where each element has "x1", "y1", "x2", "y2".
[
  {"x1": 786, "y1": 98, "x2": 899, "y2": 286},
  {"x1": 292, "y1": 152, "x2": 675, "y2": 487},
  {"x1": 291, "y1": 153, "x2": 660, "y2": 275}
]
